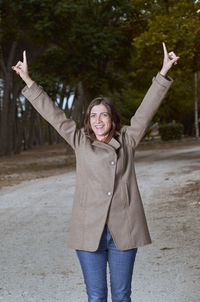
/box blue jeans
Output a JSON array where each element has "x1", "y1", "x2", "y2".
[{"x1": 76, "y1": 226, "x2": 137, "y2": 302}]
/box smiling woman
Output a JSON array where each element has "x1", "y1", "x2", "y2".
[
  {"x1": 84, "y1": 96, "x2": 121, "y2": 143},
  {"x1": 90, "y1": 104, "x2": 112, "y2": 141},
  {"x1": 12, "y1": 43, "x2": 179, "y2": 302}
]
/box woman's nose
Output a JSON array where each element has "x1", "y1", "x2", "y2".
[{"x1": 96, "y1": 114, "x2": 102, "y2": 123}]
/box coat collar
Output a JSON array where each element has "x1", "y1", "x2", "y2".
[{"x1": 91, "y1": 137, "x2": 120, "y2": 151}]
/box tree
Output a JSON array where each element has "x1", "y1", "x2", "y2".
[
  {"x1": 1, "y1": 0, "x2": 143, "y2": 154},
  {"x1": 132, "y1": 0, "x2": 200, "y2": 135},
  {"x1": 24, "y1": 0, "x2": 143, "y2": 113}
]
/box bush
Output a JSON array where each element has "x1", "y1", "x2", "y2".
[{"x1": 159, "y1": 122, "x2": 184, "y2": 141}]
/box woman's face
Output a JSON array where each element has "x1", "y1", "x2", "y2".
[{"x1": 90, "y1": 104, "x2": 112, "y2": 141}]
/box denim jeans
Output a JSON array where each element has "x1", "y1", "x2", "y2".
[{"x1": 76, "y1": 225, "x2": 137, "y2": 302}]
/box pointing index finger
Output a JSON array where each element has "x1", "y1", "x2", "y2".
[
  {"x1": 162, "y1": 42, "x2": 168, "y2": 58},
  {"x1": 23, "y1": 50, "x2": 27, "y2": 64}
]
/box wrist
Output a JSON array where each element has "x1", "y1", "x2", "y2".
[
  {"x1": 160, "y1": 67, "x2": 168, "y2": 77},
  {"x1": 24, "y1": 76, "x2": 34, "y2": 88}
]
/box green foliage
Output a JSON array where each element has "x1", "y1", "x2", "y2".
[
  {"x1": 23, "y1": 0, "x2": 139, "y2": 97},
  {"x1": 133, "y1": 0, "x2": 200, "y2": 76},
  {"x1": 130, "y1": 0, "x2": 200, "y2": 132},
  {"x1": 159, "y1": 122, "x2": 184, "y2": 141},
  {"x1": 113, "y1": 85, "x2": 146, "y2": 125}
]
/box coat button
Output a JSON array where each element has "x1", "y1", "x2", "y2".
[
  {"x1": 107, "y1": 192, "x2": 112, "y2": 196},
  {"x1": 111, "y1": 161, "x2": 115, "y2": 165}
]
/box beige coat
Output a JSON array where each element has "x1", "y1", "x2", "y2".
[{"x1": 22, "y1": 72, "x2": 173, "y2": 251}]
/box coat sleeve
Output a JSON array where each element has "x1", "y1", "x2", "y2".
[
  {"x1": 22, "y1": 82, "x2": 80, "y2": 149},
  {"x1": 125, "y1": 72, "x2": 173, "y2": 147}
]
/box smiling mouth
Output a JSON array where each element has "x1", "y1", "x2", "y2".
[{"x1": 95, "y1": 125, "x2": 104, "y2": 129}]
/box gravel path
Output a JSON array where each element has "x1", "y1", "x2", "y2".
[{"x1": 0, "y1": 144, "x2": 199, "y2": 302}]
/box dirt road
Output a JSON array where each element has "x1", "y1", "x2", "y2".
[{"x1": 0, "y1": 142, "x2": 199, "y2": 301}]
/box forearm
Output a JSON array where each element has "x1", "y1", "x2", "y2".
[
  {"x1": 160, "y1": 67, "x2": 170, "y2": 77},
  {"x1": 22, "y1": 83, "x2": 77, "y2": 148},
  {"x1": 128, "y1": 72, "x2": 173, "y2": 147},
  {"x1": 23, "y1": 75, "x2": 34, "y2": 88}
]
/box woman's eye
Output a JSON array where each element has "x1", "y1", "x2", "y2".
[{"x1": 90, "y1": 112, "x2": 109, "y2": 119}]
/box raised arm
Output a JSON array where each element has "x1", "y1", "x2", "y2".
[
  {"x1": 12, "y1": 51, "x2": 79, "y2": 149},
  {"x1": 126, "y1": 43, "x2": 179, "y2": 148}
]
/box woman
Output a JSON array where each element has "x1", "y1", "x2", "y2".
[{"x1": 12, "y1": 43, "x2": 179, "y2": 302}]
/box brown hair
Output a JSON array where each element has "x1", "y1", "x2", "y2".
[{"x1": 84, "y1": 97, "x2": 121, "y2": 141}]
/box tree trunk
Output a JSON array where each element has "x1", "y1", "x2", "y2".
[
  {"x1": 194, "y1": 71, "x2": 199, "y2": 138},
  {"x1": 47, "y1": 123, "x2": 53, "y2": 145},
  {"x1": 72, "y1": 81, "x2": 92, "y2": 128},
  {"x1": 27, "y1": 106, "x2": 37, "y2": 148},
  {"x1": 0, "y1": 42, "x2": 17, "y2": 155},
  {"x1": 34, "y1": 113, "x2": 45, "y2": 145},
  {"x1": 9, "y1": 83, "x2": 21, "y2": 153}
]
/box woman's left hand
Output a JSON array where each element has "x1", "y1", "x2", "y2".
[{"x1": 160, "y1": 42, "x2": 180, "y2": 77}]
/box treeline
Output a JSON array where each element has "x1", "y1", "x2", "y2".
[{"x1": 0, "y1": 0, "x2": 200, "y2": 155}]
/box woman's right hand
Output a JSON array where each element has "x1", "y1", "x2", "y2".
[
  {"x1": 12, "y1": 51, "x2": 34, "y2": 88},
  {"x1": 160, "y1": 42, "x2": 180, "y2": 77}
]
